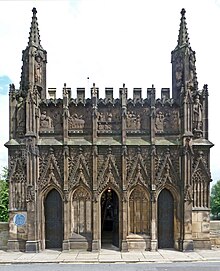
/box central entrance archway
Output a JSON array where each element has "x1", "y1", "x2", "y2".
[
  {"x1": 101, "y1": 188, "x2": 119, "y2": 248},
  {"x1": 158, "y1": 188, "x2": 174, "y2": 248},
  {"x1": 44, "y1": 189, "x2": 63, "y2": 249}
]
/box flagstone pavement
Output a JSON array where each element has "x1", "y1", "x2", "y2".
[{"x1": 1, "y1": 247, "x2": 220, "y2": 264}]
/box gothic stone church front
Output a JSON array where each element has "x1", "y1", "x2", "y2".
[{"x1": 5, "y1": 8, "x2": 213, "y2": 252}]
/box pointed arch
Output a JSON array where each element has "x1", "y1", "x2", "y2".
[
  {"x1": 192, "y1": 168, "x2": 209, "y2": 208},
  {"x1": 192, "y1": 153, "x2": 211, "y2": 208},
  {"x1": 157, "y1": 188, "x2": 174, "y2": 248},
  {"x1": 71, "y1": 186, "x2": 92, "y2": 235},
  {"x1": 100, "y1": 187, "x2": 119, "y2": 247},
  {"x1": 44, "y1": 188, "x2": 63, "y2": 248}
]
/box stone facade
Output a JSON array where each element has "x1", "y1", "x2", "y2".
[
  {"x1": 5, "y1": 8, "x2": 213, "y2": 252},
  {"x1": 0, "y1": 223, "x2": 9, "y2": 250}
]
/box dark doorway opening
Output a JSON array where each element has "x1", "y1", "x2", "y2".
[
  {"x1": 45, "y1": 189, "x2": 63, "y2": 249},
  {"x1": 101, "y1": 188, "x2": 119, "y2": 248},
  {"x1": 158, "y1": 188, "x2": 174, "y2": 249}
]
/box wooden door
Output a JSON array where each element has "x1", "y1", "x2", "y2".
[
  {"x1": 158, "y1": 189, "x2": 174, "y2": 248},
  {"x1": 45, "y1": 189, "x2": 63, "y2": 248}
]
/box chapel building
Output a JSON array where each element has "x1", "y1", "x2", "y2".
[{"x1": 5, "y1": 8, "x2": 213, "y2": 252}]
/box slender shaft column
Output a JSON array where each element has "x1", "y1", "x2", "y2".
[
  {"x1": 91, "y1": 83, "x2": 100, "y2": 251},
  {"x1": 62, "y1": 83, "x2": 70, "y2": 250},
  {"x1": 179, "y1": 85, "x2": 194, "y2": 251},
  {"x1": 148, "y1": 87, "x2": 157, "y2": 251},
  {"x1": 25, "y1": 85, "x2": 40, "y2": 252},
  {"x1": 120, "y1": 84, "x2": 128, "y2": 251}
]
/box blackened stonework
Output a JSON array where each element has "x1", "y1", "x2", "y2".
[{"x1": 5, "y1": 8, "x2": 213, "y2": 253}]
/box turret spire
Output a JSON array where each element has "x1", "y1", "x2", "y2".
[
  {"x1": 20, "y1": 8, "x2": 47, "y2": 98},
  {"x1": 177, "y1": 8, "x2": 190, "y2": 48},
  {"x1": 28, "y1": 7, "x2": 42, "y2": 48},
  {"x1": 171, "y1": 8, "x2": 198, "y2": 102}
]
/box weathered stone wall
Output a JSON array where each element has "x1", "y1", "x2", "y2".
[
  {"x1": 210, "y1": 220, "x2": 220, "y2": 247},
  {"x1": 192, "y1": 210, "x2": 211, "y2": 249},
  {"x1": 0, "y1": 222, "x2": 9, "y2": 250}
]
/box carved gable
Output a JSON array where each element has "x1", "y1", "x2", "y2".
[
  {"x1": 156, "y1": 149, "x2": 179, "y2": 188},
  {"x1": 39, "y1": 148, "x2": 62, "y2": 190},
  {"x1": 127, "y1": 150, "x2": 148, "y2": 188},
  {"x1": 69, "y1": 149, "x2": 91, "y2": 189},
  {"x1": 192, "y1": 151, "x2": 211, "y2": 181},
  {"x1": 97, "y1": 148, "x2": 120, "y2": 194}
]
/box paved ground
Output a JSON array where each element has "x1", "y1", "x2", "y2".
[{"x1": 1, "y1": 247, "x2": 220, "y2": 264}]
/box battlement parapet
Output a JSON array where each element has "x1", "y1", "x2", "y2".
[{"x1": 45, "y1": 85, "x2": 173, "y2": 106}]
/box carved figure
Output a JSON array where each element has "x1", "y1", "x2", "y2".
[
  {"x1": 16, "y1": 97, "x2": 25, "y2": 128},
  {"x1": 126, "y1": 111, "x2": 141, "y2": 130},
  {"x1": 68, "y1": 113, "x2": 85, "y2": 129},
  {"x1": 155, "y1": 111, "x2": 164, "y2": 132},
  {"x1": 40, "y1": 111, "x2": 52, "y2": 128},
  {"x1": 107, "y1": 113, "x2": 112, "y2": 122},
  {"x1": 193, "y1": 95, "x2": 202, "y2": 130},
  {"x1": 34, "y1": 55, "x2": 42, "y2": 84}
]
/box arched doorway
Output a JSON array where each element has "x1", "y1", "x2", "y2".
[
  {"x1": 45, "y1": 189, "x2": 63, "y2": 249},
  {"x1": 101, "y1": 188, "x2": 119, "y2": 248},
  {"x1": 158, "y1": 188, "x2": 174, "y2": 248}
]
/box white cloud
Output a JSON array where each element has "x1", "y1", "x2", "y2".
[{"x1": 0, "y1": 0, "x2": 220, "y2": 183}]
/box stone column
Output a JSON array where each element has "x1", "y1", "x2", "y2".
[
  {"x1": 121, "y1": 84, "x2": 128, "y2": 251},
  {"x1": 179, "y1": 137, "x2": 194, "y2": 251},
  {"x1": 91, "y1": 84, "x2": 100, "y2": 251},
  {"x1": 179, "y1": 84, "x2": 194, "y2": 251},
  {"x1": 148, "y1": 87, "x2": 157, "y2": 251},
  {"x1": 62, "y1": 84, "x2": 70, "y2": 250},
  {"x1": 25, "y1": 85, "x2": 40, "y2": 252}
]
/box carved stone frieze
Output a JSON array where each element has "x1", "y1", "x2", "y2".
[
  {"x1": 68, "y1": 113, "x2": 85, "y2": 130},
  {"x1": 97, "y1": 109, "x2": 120, "y2": 132},
  {"x1": 39, "y1": 110, "x2": 53, "y2": 130},
  {"x1": 126, "y1": 111, "x2": 141, "y2": 130},
  {"x1": 155, "y1": 108, "x2": 179, "y2": 134}
]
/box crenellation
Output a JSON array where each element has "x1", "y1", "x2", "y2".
[
  {"x1": 48, "y1": 88, "x2": 56, "y2": 99},
  {"x1": 105, "y1": 87, "x2": 113, "y2": 102},
  {"x1": 161, "y1": 88, "x2": 170, "y2": 100},
  {"x1": 133, "y1": 88, "x2": 142, "y2": 101},
  {"x1": 77, "y1": 88, "x2": 85, "y2": 102}
]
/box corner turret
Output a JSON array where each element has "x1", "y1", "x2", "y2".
[
  {"x1": 171, "y1": 9, "x2": 198, "y2": 103},
  {"x1": 20, "y1": 7, "x2": 47, "y2": 99}
]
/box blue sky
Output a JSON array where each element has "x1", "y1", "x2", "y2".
[
  {"x1": 0, "y1": 0, "x2": 220, "y2": 185},
  {"x1": 0, "y1": 76, "x2": 11, "y2": 95}
]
